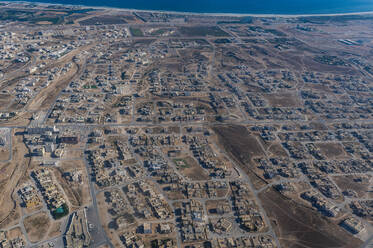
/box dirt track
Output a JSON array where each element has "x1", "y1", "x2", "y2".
[
  {"x1": 259, "y1": 188, "x2": 362, "y2": 248},
  {"x1": 0, "y1": 130, "x2": 31, "y2": 227},
  {"x1": 27, "y1": 62, "x2": 79, "y2": 111}
]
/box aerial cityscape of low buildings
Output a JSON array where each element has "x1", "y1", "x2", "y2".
[{"x1": 0, "y1": 1, "x2": 372, "y2": 248}]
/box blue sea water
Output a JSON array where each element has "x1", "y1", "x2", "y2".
[{"x1": 4, "y1": 0, "x2": 373, "y2": 15}]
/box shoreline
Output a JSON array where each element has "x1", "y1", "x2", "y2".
[{"x1": 2, "y1": 0, "x2": 373, "y2": 18}]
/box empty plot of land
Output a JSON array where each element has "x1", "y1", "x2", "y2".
[
  {"x1": 0, "y1": 149, "x2": 9, "y2": 161},
  {"x1": 54, "y1": 162, "x2": 91, "y2": 209},
  {"x1": 213, "y1": 125, "x2": 265, "y2": 163},
  {"x1": 174, "y1": 156, "x2": 209, "y2": 181},
  {"x1": 267, "y1": 143, "x2": 288, "y2": 157},
  {"x1": 0, "y1": 130, "x2": 30, "y2": 225},
  {"x1": 265, "y1": 93, "x2": 301, "y2": 108},
  {"x1": 6, "y1": 227, "x2": 24, "y2": 240},
  {"x1": 178, "y1": 26, "x2": 229, "y2": 37},
  {"x1": 79, "y1": 15, "x2": 128, "y2": 25},
  {"x1": 206, "y1": 199, "x2": 231, "y2": 215},
  {"x1": 259, "y1": 188, "x2": 362, "y2": 248},
  {"x1": 47, "y1": 221, "x2": 62, "y2": 239},
  {"x1": 24, "y1": 211, "x2": 50, "y2": 243},
  {"x1": 130, "y1": 27, "x2": 144, "y2": 37},
  {"x1": 333, "y1": 175, "x2": 372, "y2": 198},
  {"x1": 316, "y1": 142, "x2": 347, "y2": 159},
  {"x1": 302, "y1": 56, "x2": 359, "y2": 75},
  {"x1": 0, "y1": 112, "x2": 32, "y2": 127},
  {"x1": 0, "y1": 94, "x2": 13, "y2": 111},
  {"x1": 0, "y1": 205, "x2": 20, "y2": 230},
  {"x1": 61, "y1": 149, "x2": 83, "y2": 159},
  {"x1": 213, "y1": 124, "x2": 268, "y2": 189}
]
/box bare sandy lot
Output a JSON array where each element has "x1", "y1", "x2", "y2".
[
  {"x1": 316, "y1": 142, "x2": 348, "y2": 159},
  {"x1": 333, "y1": 175, "x2": 373, "y2": 198},
  {"x1": 174, "y1": 156, "x2": 210, "y2": 181},
  {"x1": 47, "y1": 221, "x2": 62, "y2": 239},
  {"x1": 0, "y1": 130, "x2": 30, "y2": 227},
  {"x1": 54, "y1": 161, "x2": 91, "y2": 209},
  {"x1": 267, "y1": 143, "x2": 288, "y2": 157},
  {"x1": 259, "y1": 188, "x2": 362, "y2": 248},
  {"x1": 24, "y1": 211, "x2": 51, "y2": 243},
  {"x1": 265, "y1": 93, "x2": 301, "y2": 108}
]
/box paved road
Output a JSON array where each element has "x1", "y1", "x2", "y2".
[
  {"x1": 83, "y1": 141, "x2": 114, "y2": 248},
  {"x1": 0, "y1": 128, "x2": 12, "y2": 163},
  {"x1": 362, "y1": 235, "x2": 373, "y2": 248}
]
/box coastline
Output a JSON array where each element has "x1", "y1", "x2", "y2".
[{"x1": 2, "y1": 0, "x2": 373, "y2": 18}]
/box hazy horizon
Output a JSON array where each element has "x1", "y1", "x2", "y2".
[{"x1": 4, "y1": 0, "x2": 373, "y2": 14}]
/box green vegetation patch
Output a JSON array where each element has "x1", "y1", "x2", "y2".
[
  {"x1": 52, "y1": 203, "x2": 69, "y2": 219},
  {"x1": 173, "y1": 158, "x2": 190, "y2": 168},
  {"x1": 214, "y1": 38, "x2": 231, "y2": 44},
  {"x1": 314, "y1": 55, "x2": 346, "y2": 66},
  {"x1": 218, "y1": 16, "x2": 253, "y2": 24},
  {"x1": 298, "y1": 15, "x2": 373, "y2": 24},
  {"x1": 0, "y1": 9, "x2": 66, "y2": 24},
  {"x1": 151, "y1": 28, "x2": 168, "y2": 36},
  {"x1": 178, "y1": 26, "x2": 229, "y2": 37},
  {"x1": 31, "y1": 16, "x2": 63, "y2": 24},
  {"x1": 0, "y1": 7, "x2": 95, "y2": 25},
  {"x1": 66, "y1": 8, "x2": 96, "y2": 14},
  {"x1": 130, "y1": 27, "x2": 144, "y2": 37},
  {"x1": 83, "y1": 84, "x2": 97, "y2": 89},
  {"x1": 121, "y1": 212, "x2": 136, "y2": 224}
]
